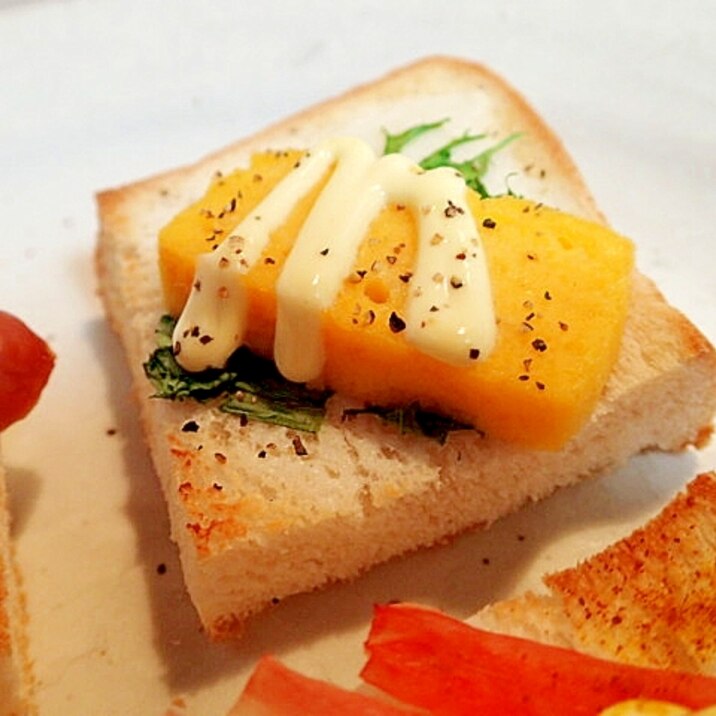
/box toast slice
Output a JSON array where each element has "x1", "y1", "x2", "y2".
[
  {"x1": 95, "y1": 56, "x2": 716, "y2": 639},
  {"x1": 471, "y1": 471, "x2": 716, "y2": 676},
  {"x1": 0, "y1": 457, "x2": 34, "y2": 715}
]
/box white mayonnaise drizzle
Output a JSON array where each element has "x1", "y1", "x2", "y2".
[{"x1": 172, "y1": 136, "x2": 496, "y2": 381}]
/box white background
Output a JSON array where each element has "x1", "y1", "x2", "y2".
[{"x1": 1, "y1": 1, "x2": 714, "y2": 714}]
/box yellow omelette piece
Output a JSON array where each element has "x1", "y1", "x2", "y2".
[{"x1": 159, "y1": 150, "x2": 634, "y2": 450}]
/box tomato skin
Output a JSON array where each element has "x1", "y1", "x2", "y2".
[
  {"x1": 0, "y1": 311, "x2": 55, "y2": 432},
  {"x1": 230, "y1": 654, "x2": 422, "y2": 715},
  {"x1": 361, "y1": 603, "x2": 716, "y2": 716}
]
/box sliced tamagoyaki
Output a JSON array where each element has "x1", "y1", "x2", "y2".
[{"x1": 157, "y1": 143, "x2": 633, "y2": 451}]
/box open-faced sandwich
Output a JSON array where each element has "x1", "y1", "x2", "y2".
[
  {"x1": 95, "y1": 56, "x2": 716, "y2": 638},
  {"x1": 0, "y1": 310, "x2": 55, "y2": 716},
  {"x1": 230, "y1": 472, "x2": 716, "y2": 715}
]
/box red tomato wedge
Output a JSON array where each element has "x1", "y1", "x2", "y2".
[
  {"x1": 0, "y1": 311, "x2": 54, "y2": 432},
  {"x1": 229, "y1": 654, "x2": 423, "y2": 715},
  {"x1": 361, "y1": 603, "x2": 716, "y2": 715}
]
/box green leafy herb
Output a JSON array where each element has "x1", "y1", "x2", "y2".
[
  {"x1": 144, "y1": 318, "x2": 472, "y2": 441},
  {"x1": 383, "y1": 120, "x2": 521, "y2": 198},
  {"x1": 222, "y1": 395, "x2": 325, "y2": 433},
  {"x1": 382, "y1": 118, "x2": 450, "y2": 155},
  {"x1": 342, "y1": 403, "x2": 475, "y2": 445},
  {"x1": 143, "y1": 316, "x2": 331, "y2": 433}
]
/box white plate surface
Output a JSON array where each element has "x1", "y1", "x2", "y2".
[{"x1": 1, "y1": 1, "x2": 714, "y2": 713}]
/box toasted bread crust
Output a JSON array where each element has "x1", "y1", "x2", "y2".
[
  {"x1": 545, "y1": 472, "x2": 716, "y2": 674},
  {"x1": 472, "y1": 473, "x2": 716, "y2": 676},
  {"x1": 95, "y1": 56, "x2": 716, "y2": 638},
  {"x1": 0, "y1": 460, "x2": 35, "y2": 715}
]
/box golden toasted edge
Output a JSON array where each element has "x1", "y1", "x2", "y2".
[
  {"x1": 544, "y1": 472, "x2": 716, "y2": 674},
  {"x1": 471, "y1": 473, "x2": 716, "y2": 676},
  {"x1": 0, "y1": 460, "x2": 36, "y2": 715}
]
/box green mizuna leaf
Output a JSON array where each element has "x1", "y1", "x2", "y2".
[
  {"x1": 342, "y1": 403, "x2": 474, "y2": 445},
  {"x1": 144, "y1": 318, "x2": 473, "y2": 440},
  {"x1": 221, "y1": 395, "x2": 325, "y2": 433},
  {"x1": 383, "y1": 120, "x2": 522, "y2": 197},
  {"x1": 143, "y1": 317, "x2": 331, "y2": 433},
  {"x1": 382, "y1": 119, "x2": 449, "y2": 155}
]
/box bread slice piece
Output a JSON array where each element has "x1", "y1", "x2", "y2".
[
  {"x1": 0, "y1": 455, "x2": 35, "y2": 715},
  {"x1": 471, "y1": 471, "x2": 716, "y2": 676},
  {"x1": 95, "y1": 56, "x2": 716, "y2": 639}
]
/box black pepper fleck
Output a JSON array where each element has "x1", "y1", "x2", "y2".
[
  {"x1": 181, "y1": 420, "x2": 200, "y2": 433},
  {"x1": 482, "y1": 218, "x2": 496, "y2": 229},
  {"x1": 531, "y1": 338, "x2": 548, "y2": 352},
  {"x1": 389, "y1": 312, "x2": 406, "y2": 333},
  {"x1": 292, "y1": 436, "x2": 308, "y2": 456},
  {"x1": 444, "y1": 200, "x2": 464, "y2": 218}
]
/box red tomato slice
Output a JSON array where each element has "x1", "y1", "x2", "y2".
[
  {"x1": 361, "y1": 603, "x2": 716, "y2": 715},
  {"x1": 230, "y1": 654, "x2": 423, "y2": 715},
  {"x1": 0, "y1": 311, "x2": 55, "y2": 432}
]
